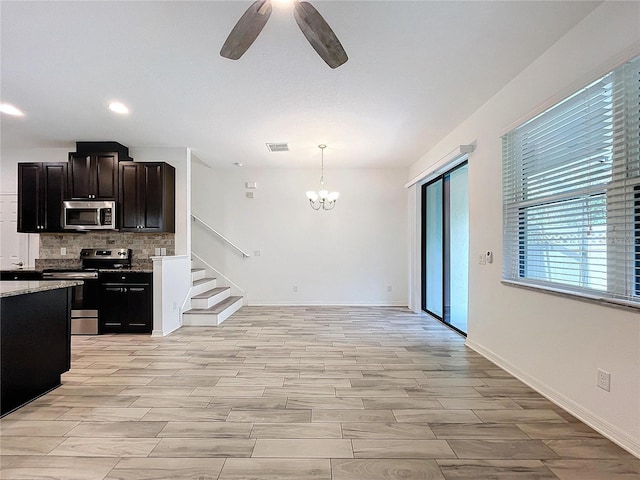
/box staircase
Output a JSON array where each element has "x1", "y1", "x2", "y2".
[{"x1": 181, "y1": 268, "x2": 243, "y2": 326}]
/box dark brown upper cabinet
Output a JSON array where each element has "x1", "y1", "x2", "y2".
[
  {"x1": 17, "y1": 162, "x2": 67, "y2": 232},
  {"x1": 67, "y1": 152, "x2": 120, "y2": 199},
  {"x1": 119, "y1": 162, "x2": 175, "y2": 232}
]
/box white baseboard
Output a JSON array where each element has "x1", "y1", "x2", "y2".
[
  {"x1": 247, "y1": 301, "x2": 409, "y2": 307},
  {"x1": 465, "y1": 339, "x2": 640, "y2": 459}
]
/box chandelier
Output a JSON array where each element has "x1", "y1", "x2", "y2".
[{"x1": 306, "y1": 144, "x2": 339, "y2": 210}]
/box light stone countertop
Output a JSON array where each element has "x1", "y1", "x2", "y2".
[
  {"x1": 0, "y1": 280, "x2": 84, "y2": 298},
  {"x1": 97, "y1": 269, "x2": 153, "y2": 273}
]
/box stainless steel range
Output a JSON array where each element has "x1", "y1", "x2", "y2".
[{"x1": 42, "y1": 248, "x2": 132, "y2": 334}]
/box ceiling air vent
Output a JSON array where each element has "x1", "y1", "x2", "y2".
[{"x1": 265, "y1": 142, "x2": 289, "y2": 152}]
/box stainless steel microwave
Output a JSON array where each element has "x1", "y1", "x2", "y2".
[{"x1": 63, "y1": 200, "x2": 116, "y2": 230}]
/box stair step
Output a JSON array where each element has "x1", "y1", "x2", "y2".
[
  {"x1": 192, "y1": 287, "x2": 229, "y2": 299},
  {"x1": 191, "y1": 277, "x2": 217, "y2": 296},
  {"x1": 182, "y1": 296, "x2": 243, "y2": 326},
  {"x1": 186, "y1": 295, "x2": 242, "y2": 314},
  {"x1": 191, "y1": 268, "x2": 206, "y2": 281},
  {"x1": 191, "y1": 287, "x2": 230, "y2": 309}
]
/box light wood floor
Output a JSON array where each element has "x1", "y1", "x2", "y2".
[{"x1": 1, "y1": 306, "x2": 638, "y2": 479}]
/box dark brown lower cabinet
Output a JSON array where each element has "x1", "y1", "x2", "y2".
[{"x1": 99, "y1": 272, "x2": 152, "y2": 333}]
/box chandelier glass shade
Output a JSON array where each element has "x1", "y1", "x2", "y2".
[{"x1": 306, "y1": 144, "x2": 339, "y2": 210}]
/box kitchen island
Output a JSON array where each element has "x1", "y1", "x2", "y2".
[{"x1": 0, "y1": 280, "x2": 81, "y2": 416}]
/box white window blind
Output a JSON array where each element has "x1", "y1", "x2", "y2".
[{"x1": 502, "y1": 55, "x2": 640, "y2": 306}]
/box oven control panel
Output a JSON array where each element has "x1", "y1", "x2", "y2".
[{"x1": 80, "y1": 248, "x2": 131, "y2": 260}]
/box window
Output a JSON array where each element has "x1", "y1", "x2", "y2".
[{"x1": 502, "y1": 55, "x2": 640, "y2": 307}]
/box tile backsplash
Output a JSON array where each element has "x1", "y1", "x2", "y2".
[{"x1": 36, "y1": 232, "x2": 175, "y2": 270}]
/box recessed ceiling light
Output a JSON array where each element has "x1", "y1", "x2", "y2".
[
  {"x1": 108, "y1": 102, "x2": 129, "y2": 114},
  {"x1": 0, "y1": 103, "x2": 24, "y2": 116}
]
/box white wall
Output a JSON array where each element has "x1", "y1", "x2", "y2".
[
  {"x1": 152, "y1": 255, "x2": 190, "y2": 336},
  {"x1": 408, "y1": 2, "x2": 640, "y2": 456},
  {"x1": 192, "y1": 163, "x2": 408, "y2": 305}
]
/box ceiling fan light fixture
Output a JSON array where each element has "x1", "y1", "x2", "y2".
[{"x1": 221, "y1": 0, "x2": 348, "y2": 68}]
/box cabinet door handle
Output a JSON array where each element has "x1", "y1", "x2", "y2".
[
  {"x1": 105, "y1": 322, "x2": 122, "y2": 326},
  {"x1": 106, "y1": 287, "x2": 121, "y2": 292},
  {"x1": 130, "y1": 288, "x2": 145, "y2": 292},
  {"x1": 129, "y1": 323, "x2": 146, "y2": 326}
]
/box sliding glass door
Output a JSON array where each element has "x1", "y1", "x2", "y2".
[
  {"x1": 422, "y1": 162, "x2": 469, "y2": 334},
  {"x1": 423, "y1": 179, "x2": 443, "y2": 317}
]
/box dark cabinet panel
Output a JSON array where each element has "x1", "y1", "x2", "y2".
[
  {"x1": 67, "y1": 154, "x2": 92, "y2": 198},
  {"x1": 43, "y1": 163, "x2": 67, "y2": 230},
  {"x1": 119, "y1": 162, "x2": 175, "y2": 232},
  {"x1": 119, "y1": 162, "x2": 141, "y2": 230},
  {"x1": 99, "y1": 272, "x2": 152, "y2": 334},
  {"x1": 68, "y1": 152, "x2": 118, "y2": 199},
  {"x1": 17, "y1": 162, "x2": 67, "y2": 232},
  {"x1": 99, "y1": 286, "x2": 127, "y2": 333},
  {"x1": 126, "y1": 285, "x2": 152, "y2": 332},
  {"x1": 96, "y1": 154, "x2": 118, "y2": 198},
  {"x1": 143, "y1": 163, "x2": 163, "y2": 230},
  {"x1": 17, "y1": 163, "x2": 41, "y2": 232}
]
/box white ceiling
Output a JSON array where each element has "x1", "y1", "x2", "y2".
[{"x1": 1, "y1": 1, "x2": 600, "y2": 169}]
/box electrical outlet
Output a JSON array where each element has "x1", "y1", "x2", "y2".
[
  {"x1": 60, "y1": 247, "x2": 66, "y2": 256},
  {"x1": 479, "y1": 253, "x2": 486, "y2": 265},
  {"x1": 293, "y1": 286, "x2": 298, "y2": 293},
  {"x1": 597, "y1": 368, "x2": 611, "y2": 391},
  {"x1": 387, "y1": 285, "x2": 393, "y2": 292},
  {"x1": 254, "y1": 250, "x2": 261, "y2": 257}
]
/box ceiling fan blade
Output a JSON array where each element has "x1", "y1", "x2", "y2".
[
  {"x1": 220, "y1": 0, "x2": 273, "y2": 60},
  {"x1": 293, "y1": 1, "x2": 348, "y2": 69}
]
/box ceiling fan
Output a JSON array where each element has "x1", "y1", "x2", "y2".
[{"x1": 220, "y1": 0, "x2": 348, "y2": 69}]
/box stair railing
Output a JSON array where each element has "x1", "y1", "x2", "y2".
[{"x1": 191, "y1": 214, "x2": 250, "y2": 258}]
